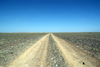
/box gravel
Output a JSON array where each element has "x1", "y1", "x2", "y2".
[
  {"x1": 46, "y1": 35, "x2": 68, "y2": 67},
  {"x1": 0, "y1": 34, "x2": 46, "y2": 66}
]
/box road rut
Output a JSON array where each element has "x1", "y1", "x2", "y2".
[{"x1": 5, "y1": 34, "x2": 100, "y2": 67}]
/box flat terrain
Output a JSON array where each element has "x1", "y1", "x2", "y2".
[
  {"x1": 53, "y1": 33, "x2": 100, "y2": 62},
  {"x1": 0, "y1": 33, "x2": 47, "y2": 66},
  {"x1": 0, "y1": 33, "x2": 100, "y2": 67}
]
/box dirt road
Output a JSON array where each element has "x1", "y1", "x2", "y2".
[{"x1": 5, "y1": 34, "x2": 100, "y2": 67}]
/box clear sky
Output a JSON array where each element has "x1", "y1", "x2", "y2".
[{"x1": 0, "y1": 0, "x2": 100, "y2": 32}]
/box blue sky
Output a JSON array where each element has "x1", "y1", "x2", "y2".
[{"x1": 0, "y1": 0, "x2": 100, "y2": 32}]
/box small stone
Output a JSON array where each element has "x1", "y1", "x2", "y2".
[
  {"x1": 56, "y1": 64, "x2": 58, "y2": 66},
  {"x1": 76, "y1": 46, "x2": 78, "y2": 47},
  {"x1": 51, "y1": 58, "x2": 53, "y2": 60},
  {"x1": 92, "y1": 55, "x2": 94, "y2": 57},
  {"x1": 83, "y1": 62, "x2": 85, "y2": 65},
  {"x1": 11, "y1": 52, "x2": 13, "y2": 54},
  {"x1": 11, "y1": 46, "x2": 13, "y2": 47}
]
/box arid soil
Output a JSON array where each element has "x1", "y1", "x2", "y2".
[
  {"x1": 0, "y1": 33, "x2": 100, "y2": 67},
  {"x1": 53, "y1": 33, "x2": 100, "y2": 62},
  {"x1": 51, "y1": 34, "x2": 100, "y2": 67},
  {"x1": 0, "y1": 33, "x2": 47, "y2": 66}
]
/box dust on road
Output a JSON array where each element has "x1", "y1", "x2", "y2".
[
  {"x1": 6, "y1": 34, "x2": 49, "y2": 67},
  {"x1": 5, "y1": 34, "x2": 100, "y2": 67}
]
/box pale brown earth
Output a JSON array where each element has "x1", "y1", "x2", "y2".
[{"x1": 5, "y1": 34, "x2": 100, "y2": 67}]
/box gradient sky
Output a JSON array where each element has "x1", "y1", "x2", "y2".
[{"x1": 0, "y1": 0, "x2": 100, "y2": 32}]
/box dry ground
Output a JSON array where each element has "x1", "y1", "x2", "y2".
[{"x1": 2, "y1": 33, "x2": 100, "y2": 67}]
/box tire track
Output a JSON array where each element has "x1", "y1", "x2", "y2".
[
  {"x1": 32, "y1": 34, "x2": 49, "y2": 67},
  {"x1": 5, "y1": 33, "x2": 99, "y2": 67},
  {"x1": 46, "y1": 34, "x2": 68, "y2": 67},
  {"x1": 6, "y1": 34, "x2": 49, "y2": 67},
  {"x1": 51, "y1": 34, "x2": 100, "y2": 67}
]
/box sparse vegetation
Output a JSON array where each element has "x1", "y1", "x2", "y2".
[
  {"x1": 53, "y1": 32, "x2": 100, "y2": 61},
  {"x1": 0, "y1": 33, "x2": 47, "y2": 66},
  {"x1": 46, "y1": 35, "x2": 67, "y2": 67},
  {"x1": 0, "y1": 33, "x2": 47, "y2": 49}
]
